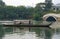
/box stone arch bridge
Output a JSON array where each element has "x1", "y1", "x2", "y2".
[{"x1": 43, "y1": 13, "x2": 60, "y2": 22}]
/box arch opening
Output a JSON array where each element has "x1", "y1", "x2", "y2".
[{"x1": 46, "y1": 16, "x2": 56, "y2": 22}]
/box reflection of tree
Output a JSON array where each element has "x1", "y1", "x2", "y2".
[
  {"x1": 30, "y1": 27, "x2": 41, "y2": 37},
  {"x1": 0, "y1": 25, "x2": 4, "y2": 39},
  {"x1": 55, "y1": 28, "x2": 60, "y2": 34},
  {"x1": 30, "y1": 27, "x2": 47, "y2": 37},
  {"x1": 5, "y1": 27, "x2": 13, "y2": 33},
  {"x1": 44, "y1": 29, "x2": 53, "y2": 39},
  {"x1": 30, "y1": 27, "x2": 54, "y2": 39}
]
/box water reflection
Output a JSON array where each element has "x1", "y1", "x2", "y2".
[
  {"x1": 0, "y1": 25, "x2": 4, "y2": 39},
  {"x1": 30, "y1": 27, "x2": 54, "y2": 39},
  {"x1": 44, "y1": 28, "x2": 53, "y2": 39},
  {"x1": 0, "y1": 26, "x2": 60, "y2": 39}
]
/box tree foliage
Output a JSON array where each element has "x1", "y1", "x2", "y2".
[
  {"x1": 0, "y1": 0, "x2": 5, "y2": 6},
  {"x1": 44, "y1": 3, "x2": 52, "y2": 11},
  {"x1": 0, "y1": 0, "x2": 55, "y2": 21},
  {"x1": 0, "y1": 6, "x2": 34, "y2": 20}
]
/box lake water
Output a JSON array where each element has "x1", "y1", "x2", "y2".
[{"x1": 0, "y1": 26, "x2": 60, "y2": 39}]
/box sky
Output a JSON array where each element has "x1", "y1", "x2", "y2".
[{"x1": 2, "y1": 0, "x2": 60, "y2": 7}]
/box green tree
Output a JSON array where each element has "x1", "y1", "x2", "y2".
[
  {"x1": 0, "y1": 0, "x2": 5, "y2": 6},
  {"x1": 44, "y1": 3, "x2": 52, "y2": 11},
  {"x1": 33, "y1": 3, "x2": 44, "y2": 21}
]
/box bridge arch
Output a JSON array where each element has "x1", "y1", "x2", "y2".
[
  {"x1": 46, "y1": 16, "x2": 56, "y2": 22},
  {"x1": 43, "y1": 13, "x2": 58, "y2": 22}
]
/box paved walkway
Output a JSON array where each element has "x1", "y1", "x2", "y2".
[{"x1": 50, "y1": 22, "x2": 60, "y2": 28}]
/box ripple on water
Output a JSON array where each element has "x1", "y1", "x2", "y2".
[
  {"x1": 52, "y1": 34, "x2": 60, "y2": 39},
  {"x1": 2, "y1": 32, "x2": 40, "y2": 39}
]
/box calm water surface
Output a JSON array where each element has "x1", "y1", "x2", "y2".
[{"x1": 0, "y1": 26, "x2": 60, "y2": 39}]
